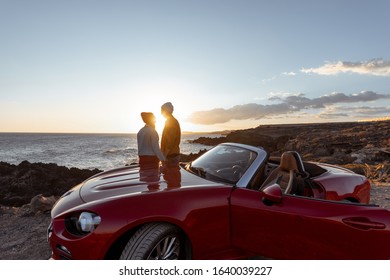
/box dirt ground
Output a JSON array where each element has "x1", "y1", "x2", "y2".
[
  {"x1": 1, "y1": 184, "x2": 389, "y2": 260},
  {"x1": 0, "y1": 207, "x2": 52, "y2": 260}
]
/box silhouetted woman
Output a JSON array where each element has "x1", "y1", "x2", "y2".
[{"x1": 137, "y1": 112, "x2": 166, "y2": 169}]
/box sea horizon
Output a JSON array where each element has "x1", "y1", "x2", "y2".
[
  {"x1": 0, "y1": 131, "x2": 222, "y2": 135},
  {"x1": 2, "y1": 117, "x2": 388, "y2": 135}
]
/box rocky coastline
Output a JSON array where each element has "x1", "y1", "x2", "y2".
[
  {"x1": 189, "y1": 120, "x2": 390, "y2": 184},
  {"x1": 1, "y1": 120, "x2": 389, "y2": 260},
  {"x1": 0, "y1": 161, "x2": 102, "y2": 207}
]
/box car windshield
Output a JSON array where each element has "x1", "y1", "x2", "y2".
[{"x1": 187, "y1": 144, "x2": 257, "y2": 184}]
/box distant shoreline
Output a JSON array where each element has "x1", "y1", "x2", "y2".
[
  {"x1": 0, "y1": 131, "x2": 223, "y2": 136},
  {"x1": 1, "y1": 118, "x2": 388, "y2": 135}
]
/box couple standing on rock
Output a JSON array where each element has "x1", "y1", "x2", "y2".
[{"x1": 137, "y1": 102, "x2": 181, "y2": 169}]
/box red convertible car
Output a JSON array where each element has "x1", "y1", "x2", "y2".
[{"x1": 47, "y1": 143, "x2": 390, "y2": 260}]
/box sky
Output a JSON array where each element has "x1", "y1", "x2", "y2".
[{"x1": 1, "y1": 0, "x2": 389, "y2": 133}]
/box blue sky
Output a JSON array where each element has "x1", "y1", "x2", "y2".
[{"x1": 1, "y1": 0, "x2": 389, "y2": 133}]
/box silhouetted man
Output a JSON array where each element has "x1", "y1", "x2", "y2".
[{"x1": 160, "y1": 102, "x2": 181, "y2": 166}]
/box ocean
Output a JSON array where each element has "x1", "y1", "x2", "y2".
[{"x1": 0, "y1": 133, "x2": 219, "y2": 171}]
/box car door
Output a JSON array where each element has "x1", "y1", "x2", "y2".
[{"x1": 230, "y1": 185, "x2": 390, "y2": 259}]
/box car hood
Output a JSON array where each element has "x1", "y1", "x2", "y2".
[{"x1": 78, "y1": 164, "x2": 224, "y2": 203}]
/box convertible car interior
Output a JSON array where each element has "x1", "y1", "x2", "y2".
[
  {"x1": 186, "y1": 145, "x2": 329, "y2": 200},
  {"x1": 249, "y1": 151, "x2": 327, "y2": 199},
  {"x1": 259, "y1": 151, "x2": 306, "y2": 193}
]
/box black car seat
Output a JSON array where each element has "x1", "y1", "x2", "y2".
[{"x1": 259, "y1": 151, "x2": 305, "y2": 194}]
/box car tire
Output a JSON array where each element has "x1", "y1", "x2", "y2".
[{"x1": 119, "y1": 223, "x2": 184, "y2": 260}]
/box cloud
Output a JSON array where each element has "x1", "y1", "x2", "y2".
[
  {"x1": 267, "y1": 92, "x2": 303, "y2": 101},
  {"x1": 286, "y1": 91, "x2": 389, "y2": 109},
  {"x1": 317, "y1": 105, "x2": 390, "y2": 120},
  {"x1": 188, "y1": 103, "x2": 291, "y2": 124},
  {"x1": 347, "y1": 106, "x2": 390, "y2": 116},
  {"x1": 281, "y1": 71, "x2": 297, "y2": 76},
  {"x1": 260, "y1": 76, "x2": 276, "y2": 84},
  {"x1": 187, "y1": 91, "x2": 390, "y2": 125},
  {"x1": 301, "y1": 59, "x2": 390, "y2": 76}
]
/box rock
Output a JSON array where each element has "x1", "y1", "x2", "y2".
[
  {"x1": 180, "y1": 149, "x2": 208, "y2": 162},
  {"x1": 0, "y1": 161, "x2": 102, "y2": 207},
  {"x1": 188, "y1": 136, "x2": 226, "y2": 146},
  {"x1": 30, "y1": 194, "x2": 58, "y2": 214}
]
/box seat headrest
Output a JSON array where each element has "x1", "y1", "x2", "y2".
[{"x1": 280, "y1": 151, "x2": 305, "y2": 172}]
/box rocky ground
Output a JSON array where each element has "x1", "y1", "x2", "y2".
[
  {"x1": 0, "y1": 205, "x2": 51, "y2": 260},
  {"x1": 1, "y1": 120, "x2": 389, "y2": 260}
]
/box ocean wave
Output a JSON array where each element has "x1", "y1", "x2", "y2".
[{"x1": 103, "y1": 147, "x2": 137, "y2": 155}]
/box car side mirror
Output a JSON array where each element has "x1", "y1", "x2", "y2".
[{"x1": 262, "y1": 183, "x2": 282, "y2": 206}]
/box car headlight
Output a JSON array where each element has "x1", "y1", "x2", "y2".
[
  {"x1": 66, "y1": 211, "x2": 101, "y2": 236},
  {"x1": 77, "y1": 212, "x2": 101, "y2": 233}
]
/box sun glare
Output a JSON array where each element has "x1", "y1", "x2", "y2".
[{"x1": 155, "y1": 113, "x2": 166, "y2": 135}]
